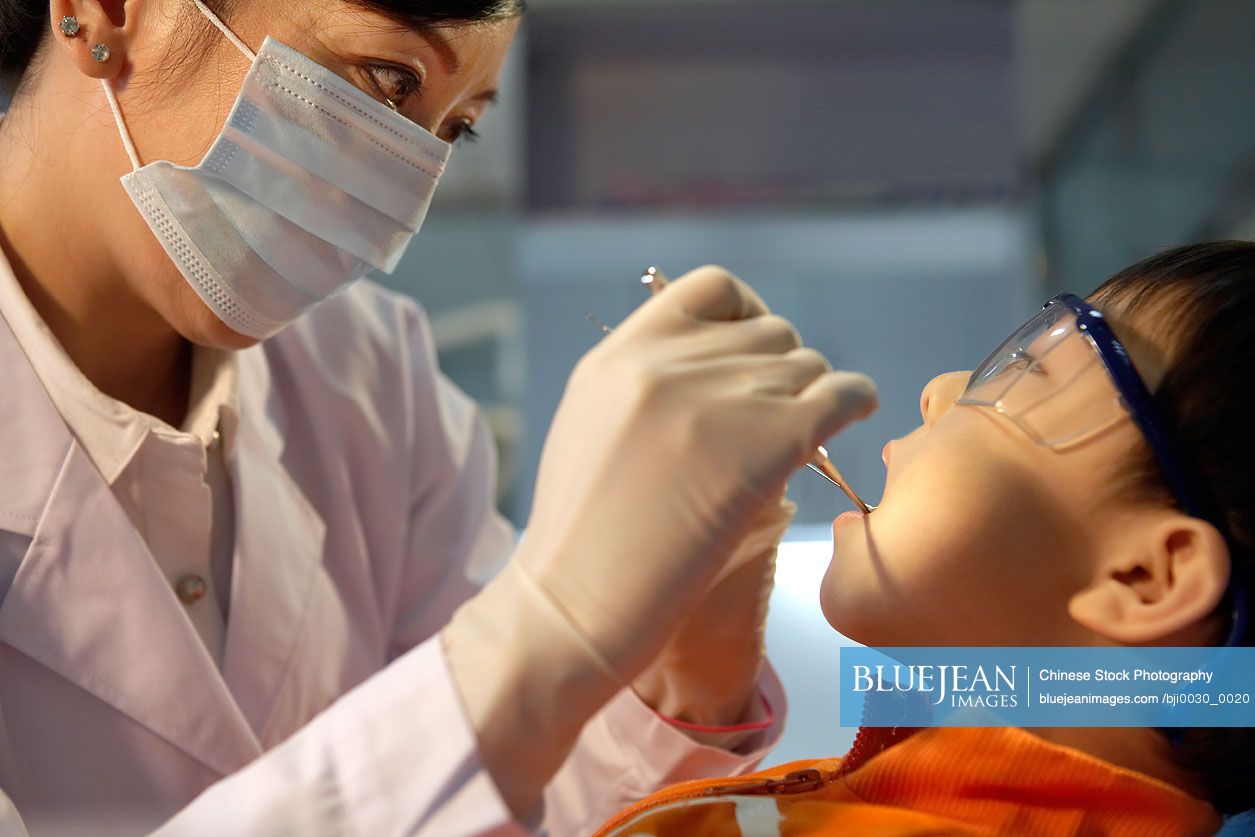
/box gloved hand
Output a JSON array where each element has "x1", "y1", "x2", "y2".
[
  {"x1": 443, "y1": 266, "x2": 877, "y2": 820},
  {"x1": 631, "y1": 496, "x2": 795, "y2": 736}
]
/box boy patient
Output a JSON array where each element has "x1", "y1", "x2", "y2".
[{"x1": 596, "y1": 242, "x2": 1254, "y2": 836}]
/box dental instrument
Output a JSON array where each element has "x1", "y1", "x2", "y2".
[
  {"x1": 806, "y1": 448, "x2": 875, "y2": 514},
  {"x1": 639, "y1": 267, "x2": 876, "y2": 515}
]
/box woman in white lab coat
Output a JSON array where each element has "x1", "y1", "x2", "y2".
[{"x1": 0, "y1": 0, "x2": 876, "y2": 832}]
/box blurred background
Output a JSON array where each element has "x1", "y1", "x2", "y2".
[
  {"x1": 378, "y1": 0, "x2": 1255, "y2": 531},
  {"x1": 9, "y1": 0, "x2": 1252, "y2": 766},
  {"x1": 372, "y1": 0, "x2": 1255, "y2": 763}
]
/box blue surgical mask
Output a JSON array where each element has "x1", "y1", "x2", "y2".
[{"x1": 103, "y1": 0, "x2": 452, "y2": 339}]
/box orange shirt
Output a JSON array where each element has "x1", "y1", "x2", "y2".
[{"x1": 594, "y1": 726, "x2": 1221, "y2": 836}]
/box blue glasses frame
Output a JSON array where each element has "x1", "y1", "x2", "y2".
[{"x1": 1046, "y1": 293, "x2": 1248, "y2": 648}]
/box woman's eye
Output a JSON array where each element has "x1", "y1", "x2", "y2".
[
  {"x1": 447, "y1": 119, "x2": 480, "y2": 145},
  {"x1": 366, "y1": 64, "x2": 422, "y2": 108}
]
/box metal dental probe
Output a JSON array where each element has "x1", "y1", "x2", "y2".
[
  {"x1": 806, "y1": 448, "x2": 876, "y2": 514},
  {"x1": 639, "y1": 267, "x2": 877, "y2": 515}
]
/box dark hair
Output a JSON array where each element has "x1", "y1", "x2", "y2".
[
  {"x1": 1, "y1": 0, "x2": 522, "y2": 85},
  {"x1": 1090, "y1": 240, "x2": 1255, "y2": 815}
]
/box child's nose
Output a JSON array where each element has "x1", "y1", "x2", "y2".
[{"x1": 919, "y1": 371, "x2": 973, "y2": 425}]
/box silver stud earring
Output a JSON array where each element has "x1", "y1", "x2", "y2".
[
  {"x1": 91, "y1": 43, "x2": 110, "y2": 62},
  {"x1": 58, "y1": 15, "x2": 80, "y2": 36}
]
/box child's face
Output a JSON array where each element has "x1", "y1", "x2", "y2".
[{"x1": 821, "y1": 302, "x2": 1169, "y2": 647}]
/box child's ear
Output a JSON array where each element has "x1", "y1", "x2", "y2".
[{"x1": 1069, "y1": 513, "x2": 1230, "y2": 644}]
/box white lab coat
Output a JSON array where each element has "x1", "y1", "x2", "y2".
[{"x1": 0, "y1": 279, "x2": 784, "y2": 836}]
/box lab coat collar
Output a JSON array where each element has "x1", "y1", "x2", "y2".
[
  {"x1": 0, "y1": 246, "x2": 240, "y2": 484},
  {"x1": 1, "y1": 295, "x2": 261, "y2": 775},
  {"x1": 232, "y1": 345, "x2": 285, "y2": 461},
  {"x1": 0, "y1": 310, "x2": 67, "y2": 536},
  {"x1": 0, "y1": 251, "x2": 148, "y2": 484},
  {"x1": 220, "y1": 344, "x2": 328, "y2": 742},
  {"x1": 0, "y1": 315, "x2": 325, "y2": 773}
]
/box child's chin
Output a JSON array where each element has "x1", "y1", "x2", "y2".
[
  {"x1": 819, "y1": 571, "x2": 866, "y2": 639},
  {"x1": 820, "y1": 570, "x2": 901, "y2": 646}
]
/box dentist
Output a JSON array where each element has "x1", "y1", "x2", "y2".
[{"x1": 0, "y1": 0, "x2": 877, "y2": 832}]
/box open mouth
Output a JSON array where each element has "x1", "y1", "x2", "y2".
[
  {"x1": 831, "y1": 440, "x2": 892, "y2": 530},
  {"x1": 833, "y1": 509, "x2": 867, "y2": 530}
]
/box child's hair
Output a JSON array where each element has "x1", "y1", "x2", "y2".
[{"x1": 1090, "y1": 241, "x2": 1255, "y2": 814}]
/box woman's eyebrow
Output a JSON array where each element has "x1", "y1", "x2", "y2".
[{"x1": 415, "y1": 27, "x2": 460, "y2": 74}]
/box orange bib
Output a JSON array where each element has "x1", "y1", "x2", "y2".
[{"x1": 595, "y1": 727, "x2": 1220, "y2": 836}]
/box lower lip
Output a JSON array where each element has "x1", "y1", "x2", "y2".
[{"x1": 833, "y1": 510, "x2": 866, "y2": 531}]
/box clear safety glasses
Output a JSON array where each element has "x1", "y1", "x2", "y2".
[
  {"x1": 958, "y1": 293, "x2": 1249, "y2": 648},
  {"x1": 958, "y1": 297, "x2": 1130, "y2": 449}
]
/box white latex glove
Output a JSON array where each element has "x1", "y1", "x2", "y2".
[
  {"x1": 631, "y1": 497, "x2": 795, "y2": 733},
  {"x1": 444, "y1": 266, "x2": 876, "y2": 819}
]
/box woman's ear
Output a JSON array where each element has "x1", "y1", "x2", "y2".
[
  {"x1": 1069, "y1": 513, "x2": 1230, "y2": 644},
  {"x1": 47, "y1": 0, "x2": 133, "y2": 80}
]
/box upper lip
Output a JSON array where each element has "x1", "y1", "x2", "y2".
[{"x1": 881, "y1": 441, "x2": 892, "y2": 468}]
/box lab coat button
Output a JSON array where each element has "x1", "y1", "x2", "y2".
[{"x1": 175, "y1": 574, "x2": 207, "y2": 605}]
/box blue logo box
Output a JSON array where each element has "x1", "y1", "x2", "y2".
[{"x1": 838, "y1": 646, "x2": 1255, "y2": 727}]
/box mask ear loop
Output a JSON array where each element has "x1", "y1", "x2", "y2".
[
  {"x1": 188, "y1": 0, "x2": 256, "y2": 62},
  {"x1": 102, "y1": 80, "x2": 142, "y2": 172},
  {"x1": 99, "y1": 0, "x2": 257, "y2": 173}
]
